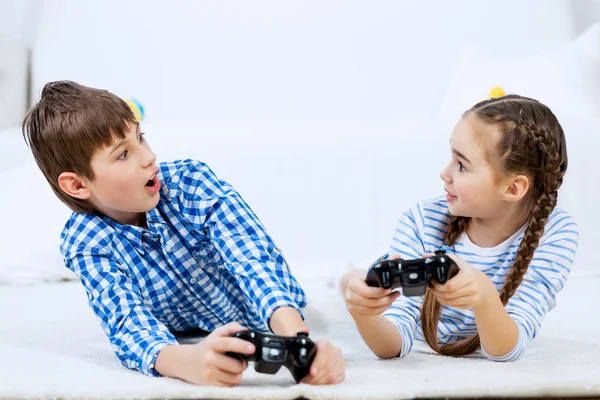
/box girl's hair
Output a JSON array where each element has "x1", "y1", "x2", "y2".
[{"x1": 421, "y1": 94, "x2": 568, "y2": 356}]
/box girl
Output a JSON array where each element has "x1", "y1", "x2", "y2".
[{"x1": 341, "y1": 95, "x2": 579, "y2": 361}]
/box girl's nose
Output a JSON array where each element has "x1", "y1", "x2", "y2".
[{"x1": 440, "y1": 163, "x2": 452, "y2": 183}]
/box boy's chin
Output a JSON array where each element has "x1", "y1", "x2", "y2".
[{"x1": 142, "y1": 198, "x2": 160, "y2": 212}]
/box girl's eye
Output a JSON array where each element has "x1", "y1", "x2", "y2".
[
  {"x1": 458, "y1": 161, "x2": 466, "y2": 172},
  {"x1": 118, "y1": 150, "x2": 128, "y2": 160}
]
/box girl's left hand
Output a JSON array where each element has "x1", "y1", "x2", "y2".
[{"x1": 427, "y1": 253, "x2": 497, "y2": 310}]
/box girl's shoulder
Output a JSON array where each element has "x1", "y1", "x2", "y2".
[
  {"x1": 540, "y1": 207, "x2": 579, "y2": 243},
  {"x1": 411, "y1": 195, "x2": 453, "y2": 224},
  {"x1": 399, "y1": 195, "x2": 452, "y2": 243}
]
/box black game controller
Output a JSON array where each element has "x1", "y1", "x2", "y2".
[
  {"x1": 365, "y1": 250, "x2": 459, "y2": 296},
  {"x1": 226, "y1": 330, "x2": 317, "y2": 382}
]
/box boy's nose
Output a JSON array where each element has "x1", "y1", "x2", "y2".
[{"x1": 142, "y1": 147, "x2": 157, "y2": 167}]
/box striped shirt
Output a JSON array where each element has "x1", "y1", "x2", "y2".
[
  {"x1": 382, "y1": 196, "x2": 579, "y2": 361},
  {"x1": 60, "y1": 159, "x2": 306, "y2": 376}
]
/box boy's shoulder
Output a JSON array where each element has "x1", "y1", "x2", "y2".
[
  {"x1": 157, "y1": 159, "x2": 208, "y2": 181},
  {"x1": 157, "y1": 159, "x2": 229, "y2": 199},
  {"x1": 60, "y1": 212, "x2": 116, "y2": 260}
]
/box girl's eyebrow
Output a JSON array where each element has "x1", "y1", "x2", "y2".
[
  {"x1": 449, "y1": 139, "x2": 471, "y2": 164},
  {"x1": 452, "y1": 148, "x2": 471, "y2": 164}
]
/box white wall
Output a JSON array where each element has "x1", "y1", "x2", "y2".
[
  {"x1": 0, "y1": 34, "x2": 27, "y2": 130},
  {"x1": 4, "y1": 0, "x2": 598, "y2": 273},
  {"x1": 572, "y1": 0, "x2": 600, "y2": 34},
  {"x1": 30, "y1": 0, "x2": 575, "y2": 126}
]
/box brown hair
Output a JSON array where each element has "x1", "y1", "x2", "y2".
[
  {"x1": 22, "y1": 81, "x2": 136, "y2": 214},
  {"x1": 421, "y1": 94, "x2": 568, "y2": 356}
]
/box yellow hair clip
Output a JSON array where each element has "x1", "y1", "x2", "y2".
[{"x1": 489, "y1": 86, "x2": 505, "y2": 99}]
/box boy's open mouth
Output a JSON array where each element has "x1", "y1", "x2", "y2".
[{"x1": 145, "y1": 174, "x2": 157, "y2": 187}]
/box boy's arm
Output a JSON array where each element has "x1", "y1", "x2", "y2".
[
  {"x1": 207, "y1": 188, "x2": 306, "y2": 330},
  {"x1": 69, "y1": 252, "x2": 178, "y2": 376},
  {"x1": 270, "y1": 307, "x2": 308, "y2": 336},
  {"x1": 186, "y1": 165, "x2": 306, "y2": 332}
]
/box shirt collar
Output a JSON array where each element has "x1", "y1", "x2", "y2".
[{"x1": 101, "y1": 207, "x2": 167, "y2": 253}]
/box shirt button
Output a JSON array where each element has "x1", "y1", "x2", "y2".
[{"x1": 190, "y1": 278, "x2": 197, "y2": 284}]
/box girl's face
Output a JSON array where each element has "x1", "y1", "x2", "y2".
[{"x1": 440, "y1": 115, "x2": 512, "y2": 219}]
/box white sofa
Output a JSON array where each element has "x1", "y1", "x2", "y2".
[{"x1": 0, "y1": 113, "x2": 598, "y2": 284}]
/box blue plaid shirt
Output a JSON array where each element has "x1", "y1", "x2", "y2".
[{"x1": 60, "y1": 159, "x2": 307, "y2": 376}]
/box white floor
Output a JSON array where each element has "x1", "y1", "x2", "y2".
[{"x1": 1, "y1": 271, "x2": 599, "y2": 400}]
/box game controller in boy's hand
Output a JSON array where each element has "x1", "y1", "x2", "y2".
[
  {"x1": 365, "y1": 250, "x2": 459, "y2": 296},
  {"x1": 226, "y1": 330, "x2": 317, "y2": 382}
]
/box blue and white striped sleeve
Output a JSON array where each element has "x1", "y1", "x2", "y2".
[
  {"x1": 382, "y1": 204, "x2": 426, "y2": 358},
  {"x1": 68, "y1": 252, "x2": 177, "y2": 376},
  {"x1": 482, "y1": 212, "x2": 579, "y2": 361},
  {"x1": 180, "y1": 161, "x2": 306, "y2": 328}
]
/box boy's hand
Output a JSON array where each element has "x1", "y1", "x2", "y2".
[
  {"x1": 158, "y1": 322, "x2": 255, "y2": 387},
  {"x1": 428, "y1": 253, "x2": 497, "y2": 310},
  {"x1": 344, "y1": 270, "x2": 400, "y2": 318},
  {"x1": 300, "y1": 338, "x2": 345, "y2": 385}
]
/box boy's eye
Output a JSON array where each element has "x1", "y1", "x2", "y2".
[
  {"x1": 118, "y1": 149, "x2": 128, "y2": 160},
  {"x1": 458, "y1": 161, "x2": 466, "y2": 172},
  {"x1": 138, "y1": 132, "x2": 146, "y2": 142}
]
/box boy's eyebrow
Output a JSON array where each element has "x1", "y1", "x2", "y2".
[{"x1": 108, "y1": 123, "x2": 140, "y2": 155}]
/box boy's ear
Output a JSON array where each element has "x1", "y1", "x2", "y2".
[
  {"x1": 58, "y1": 172, "x2": 91, "y2": 200},
  {"x1": 503, "y1": 174, "x2": 530, "y2": 202}
]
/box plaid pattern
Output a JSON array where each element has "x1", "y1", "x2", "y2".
[{"x1": 60, "y1": 159, "x2": 306, "y2": 376}]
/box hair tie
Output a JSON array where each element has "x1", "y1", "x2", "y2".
[
  {"x1": 489, "y1": 86, "x2": 505, "y2": 99},
  {"x1": 439, "y1": 244, "x2": 454, "y2": 253},
  {"x1": 123, "y1": 97, "x2": 145, "y2": 122}
]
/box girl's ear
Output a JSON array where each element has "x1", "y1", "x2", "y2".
[
  {"x1": 58, "y1": 172, "x2": 91, "y2": 200},
  {"x1": 503, "y1": 174, "x2": 529, "y2": 202}
]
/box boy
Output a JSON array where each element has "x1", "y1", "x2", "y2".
[{"x1": 22, "y1": 81, "x2": 345, "y2": 386}]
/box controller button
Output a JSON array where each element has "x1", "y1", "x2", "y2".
[
  {"x1": 300, "y1": 348, "x2": 307, "y2": 362},
  {"x1": 382, "y1": 271, "x2": 390, "y2": 287}
]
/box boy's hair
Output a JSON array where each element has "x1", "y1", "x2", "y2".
[
  {"x1": 421, "y1": 94, "x2": 568, "y2": 356},
  {"x1": 22, "y1": 81, "x2": 136, "y2": 214}
]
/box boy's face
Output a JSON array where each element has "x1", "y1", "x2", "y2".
[{"x1": 83, "y1": 122, "x2": 160, "y2": 225}]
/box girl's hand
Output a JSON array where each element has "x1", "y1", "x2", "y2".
[
  {"x1": 427, "y1": 253, "x2": 497, "y2": 310},
  {"x1": 344, "y1": 272, "x2": 400, "y2": 318}
]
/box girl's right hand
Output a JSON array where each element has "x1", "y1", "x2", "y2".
[{"x1": 343, "y1": 270, "x2": 401, "y2": 318}]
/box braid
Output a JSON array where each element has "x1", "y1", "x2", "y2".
[
  {"x1": 498, "y1": 122, "x2": 562, "y2": 304},
  {"x1": 421, "y1": 216, "x2": 477, "y2": 355},
  {"x1": 420, "y1": 95, "x2": 566, "y2": 357}
]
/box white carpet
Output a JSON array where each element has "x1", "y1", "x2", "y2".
[{"x1": 1, "y1": 271, "x2": 599, "y2": 400}]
